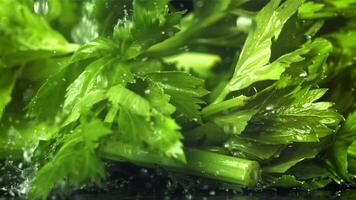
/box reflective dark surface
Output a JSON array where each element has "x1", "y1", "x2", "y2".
[{"x1": 70, "y1": 189, "x2": 356, "y2": 200}]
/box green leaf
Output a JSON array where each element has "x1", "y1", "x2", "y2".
[
  {"x1": 184, "y1": 122, "x2": 229, "y2": 146},
  {"x1": 0, "y1": 0, "x2": 78, "y2": 68},
  {"x1": 63, "y1": 57, "x2": 112, "y2": 114},
  {"x1": 113, "y1": 0, "x2": 181, "y2": 51},
  {"x1": 63, "y1": 90, "x2": 107, "y2": 126},
  {"x1": 243, "y1": 87, "x2": 342, "y2": 144},
  {"x1": 265, "y1": 175, "x2": 304, "y2": 188},
  {"x1": 224, "y1": 137, "x2": 283, "y2": 160},
  {"x1": 21, "y1": 58, "x2": 63, "y2": 82},
  {"x1": 348, "y1": 141, "x2": 356, "y2": 175},
  {"x1": 276, "y1": 38, "x2": 333, "y2": 88},
  {"x1": 202, "y1": 95, "x2": 249, "y2": 118},
  {"x1": 32, "y1": 57, "x2": 133, "y2": 125},
  {"x1": 299, "y1": 0, "x2": 356, "y2": 19},
  {"x1": 107, "y1": 84, "x2": 185, "y2": 161},
  {"x1": 145, "y1": 71, "x2": 208, "y2": 122},
  {"x1": 70, "y1": 38, "x2": 118, "y2": 63},
  {"x1": 212, "y1": 109, "x2": 257, "y2": 135},
  {"x1": 28, "y1": 62, "x2": 86, "y2": 121},
  {"x1": 264, "y1": 174, "x2": 331, "y2": 190},
  {"x1": 226, "y1": 0, "x2": 305, "y2": 92},
  {"x1": 163, "y1": 52, "x2": 221, "y2": 77},
  {"x1": 30, "y1": 119, "x2": 111, "y2": 199},
  {"x1": 0, "y1": 69, "x2": 17, "y2": 121},
  {"x1": 270, "y1": 15, "x2": 324, "y2": 60},
  {"x1": 288, "y1": 160, "x2": 331, "y2": 180},
  {"x1": 146, "y1": 0, "x2": 233, "y2": 56},
  {"x1": 325, "y1": 112, "x2": 356, "y2": 182},
  {"x1": 263, "y1": 142, "x2": 325, "y2": 173},
  {"x1": 28, "y1": 38, "x2": 118, "y2": 122},
  {"x1": 324, "y1": 22, "x2": 356, "y2": 77},
  {"x1": 145, "y1": 81, "x2": 176, "y2": 116}
]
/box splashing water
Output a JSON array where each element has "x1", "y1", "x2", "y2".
[{"x1": 71, "y1": 2, "x2": 99, "y2": 44}]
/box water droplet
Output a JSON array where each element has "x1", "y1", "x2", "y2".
[
  {"x1": 223, "y1": 125, "x2": 234, "y2": 134},
  {"x1": 236, "y1": 16, "x2": 252, "y2": 33},
  {"x1": 96, "y1": 75, "x2": 108, "y2": 88},
  {"x1": 232, "y1": 151, "x2": 239, "y2": 156},
  {"x1": 179, "y1": 45, "x2": 189, "y2": 52},
  {"x1": 304, "y1": 34, "x2": 312, "y2": 40},
  {"x1": 215, "y1": 171, "x2": 220, "y2": 176},
  {"x1": 266, "y1": 105, "x2": 274, "y2": 111},
  {"x1": 295, "y1": 135, "x2": 303, "y2": 141},
  {"x1": 55, "y1": 115, "x2": 61, "y2": 124},
  {"x1": 33, "y1": 0, "x2": 49, "y2": 15},
  {"x1": 202, "y1": 184, "x2": 209, "y2": 190},
  {"x1": 299, "y1": 70, "x2": 308, "y2": 78},
  {"x1": 185, "y1": 194, "x2": 193, "y2": 199},
  {"x1": 18, "y1": 162, "x2": 23, "y2": 169},
  {"x1": 209, "y1": 190, "x2": 216, "y2": 196},
  {"x1": 252, "y1": 87, "x2": 258, "y2": 95},
  {"x1": 144, "y1": 89, "x2": 151, "y2": 94},
  {"x1": 9, "y1": 190, "x2": 15, "y2": 197},
  {"x1": 140, "y1": 168, "x2": 148, "y2": 176}
]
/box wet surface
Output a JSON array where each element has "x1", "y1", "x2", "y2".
[
  {"x1": 1, "y1": 162, "x2": 355, "y2": 199},
  {"x1": 70, "y1": 189, "x2": 356, "y2": 200}
]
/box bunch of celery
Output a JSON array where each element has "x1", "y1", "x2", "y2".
[{"x1": 0, "y1": 0, "x2": 356, "y2": 199}]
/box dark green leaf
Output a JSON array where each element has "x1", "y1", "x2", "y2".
[
  {"x1": 227, "y1": 0, "x2": 305, "y2": 92},
  {"x1": 264, "y1": 142, "x2": 325, "y2": 173},
  {"x1": 243, "y1": 87, "x2": 342, "y2": 144},
  {"x1": 0, "y1": 0, "x2": 77, "y2": 68},
  {"x1": 325, "y1": 112, "x2": 356, "y2": 182},
  {"x1": 0, "y1": 69, "x2": 17, "y2": 120},
  {"x1": 107, "y1": 84, "x2": 185, "y2": 161},
  {"x1": 145, "y1": 71, "x2": 208, "y2": 122},
  {"x1": 30, "y1": 119, "x2": 111, "y2": 199}
]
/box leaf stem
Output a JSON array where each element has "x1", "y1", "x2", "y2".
[
  {"x1": 202, "y1": 95, "x2": 248, "y2": 118},
  {"x1": 99, "y1": 140, "x2": 261, "y2": 187},
  {"x1": 212, "y1": 84, "x2": 231, "y2": 104}
]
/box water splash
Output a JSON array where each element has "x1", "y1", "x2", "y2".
[{"x1": 71, "y1": 2, "x2": 99, "y2": 44}]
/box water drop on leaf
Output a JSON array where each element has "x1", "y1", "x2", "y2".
[
  {"x1": 33, "y1": 0, "x2": 49, "y2": 15},
  {"x1": 299, "y1": 70, "x2": 308, "y2": 78}
]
